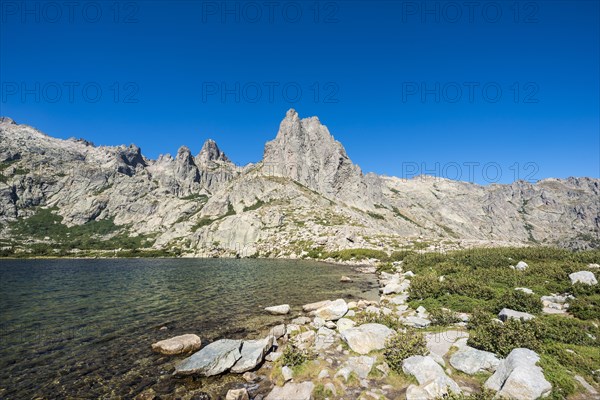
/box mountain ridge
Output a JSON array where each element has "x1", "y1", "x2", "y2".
[{"x1": 1, "y1": 110, "x2": 598, "y2": 258}]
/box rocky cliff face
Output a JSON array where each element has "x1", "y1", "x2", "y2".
[{"x1": 0, "y1": 110, "x2": 598, "y2": 258}]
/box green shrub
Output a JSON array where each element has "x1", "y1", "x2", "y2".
[
  {"x1": 355, "y1": 311, "x2": 402, "y2": 331},
  {"x1": 539, "y1": 315, "x2": 599, "y2": 346},
  {"x1": 494, "y1": 290, "x2": 543, "y2": 314},
  {"x1": 384, "y1": 330, "x2": 427, "y2": 372},
  {"x1": 429, "y1": 308, "x2": 461, "y2": 326},
  {"x1": 281, "y1": 345, "x2": 309, "y2": 367},
  {"x1": 568, "y1": 296, "x2": 600, "y2": 320},
  {"x1": 468, "y1": 318, "x2": 544, "y2": 357}
]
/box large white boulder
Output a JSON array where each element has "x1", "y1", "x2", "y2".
[
  {"x1": 403, "y1": 355, "x2": 461, "y2": 399},
  {"x1": 450, "y1": 345, "x2": 501, "y2": 375},
  {"x1": 498, "y1": 308, "x2": 535, "y2": 321},
  {"x1": 569, "y1": 271, "x2": 598, "y2": 285},
  {"x1": 484, "y1": 348, "x2": 552, "y2": 399},
  {"x1": 314, "y1": 298, "x2": 348, "y2": 321},
  {"x1": 340, "y1": 323, "x2": 395, "y2": 355}
]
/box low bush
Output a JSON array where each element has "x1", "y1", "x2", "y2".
[
  {"x1": 384, "y1": 330, "x2": 427, "y2": 373},
  {"x1": 281, "y1": 345, "x2": 309, "y2": 367},
  {"x1": 428, "y1": 308, "x2": 461, "y2": 326},
  {"x1": 468, "y1": 318, "x2": 544, "y2": 357},
  {"x1": 354, "y1": 311, "x2": 402, "y2": 331},
  {"x1": 494, "y1": 290, "x2": 543, "y2": 314},
  {"x1": 568, "y1": 296, "x2": 600, "y2": 320}
]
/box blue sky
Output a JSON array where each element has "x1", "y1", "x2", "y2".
[{"x1": 1, "y1": 0, "x2": 598, "y2": 184}]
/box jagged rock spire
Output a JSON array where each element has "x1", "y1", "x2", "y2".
[{"x1": 197, "y1": 139, "x2": 230, "y2": 164}]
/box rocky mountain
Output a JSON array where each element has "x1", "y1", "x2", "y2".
[{"x1": 0, "y1": 111, "x2": 598, "y2": 258}]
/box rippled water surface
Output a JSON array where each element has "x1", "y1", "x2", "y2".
[{"x1": 0, "y1": 258, "x2": 378, "y2": 399}]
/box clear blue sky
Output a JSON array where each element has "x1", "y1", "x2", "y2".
[{"x1": 1, "y1": 0, "x2": 598, "y2": 184}]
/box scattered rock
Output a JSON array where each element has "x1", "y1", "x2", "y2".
[
  {"x1": 314, "y1": 327, "x2": 337, "y2": 351},
  {"x1": 242, "y1": 372, "x2": 258, "y2": 382},
  {"x1": 314, "y1": 298, "x2": 348, "y2": 321},
  {"x1": 265, "y1": 304, "x2": 291, "y2": 315},
  {"x1": 340, "y1": 276, "x2": 353, "y2": 282},
  {"x1": 515, "y1": 287, "x2": 534, "y2": 294},
  {"x1": 324, "y1": 382, "x2": 337, "y2": 396},
  {"x1": 318, "y1": 369, "x2": 330, "y2": 380},
  {"x1": 570, "y1": 271, "x2": 598, "y2": 285},
  {"x1": 574, "y1": 375, "x2": 599, "y2": 397},
  {"x1": 175, "y1": 339, "x2": 242, "y2": 376},
  {"x1": 340, "y1": 323, "x2": 395, "y2": 354},
  {"x1": 345, "y1": 356, "x2": 375, "y2": 379},
  {"x1": 151, "y1": 334, "x2": 201, "y2": 355},
  {"x1": 515, "y1": 261, "x2": 529, "y2": 271},
  {"x1": 403, "y1": 316, "x2": 432, "y2": 328},
  {"x1": 231, "y1": 336, "x2": 275, "y2": 373},
  {"x1": 269, "y1": 324, "x2": 286, "y2": 339},
  {"x1": 498, "y1": 308, "x2": 535, "y2": 322},
  {"x1": 311, "y1": 317, "x2": 325, "y2": 329},
  {"x1": 336, "y1": 318, "x2": 356, "y2": 333},
  {"x1": 302, "y1": 300, "x2": 331, "y2": 312},
  {"x1": 485, "y1": 348, "x2": 551, "y2": 400},
  {"x1": 450, "y1": 345, "x2": 501, "y2": 375},
  {"x1": 265, "y1": 382, "x2": 315, "y2": 400},
  {"x1": 402, "y1": 355, "x2": 461, "y2": 399},
  {"x1": 265, "y1": 351, "x2": 282, "y2": 362},
  {"x1": 291, "y1": 317, "x2": 311, "y2": 325},
  {"x1": 225, "y1": 388, "x2": 249, "y2": 400},
  {"x1": 281, "y1": 366, "x2": 293, "y2": 382},
  {"x1": 293, "y1": 330, "x2": 316, "y2": 350},
  {"x1": 425, "y1": 330, "x2": 469, "y2": 366}
]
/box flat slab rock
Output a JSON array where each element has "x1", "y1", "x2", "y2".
[
  {"x1": 485, "y1": 348, "x2": 552, "y2": 400},
  {"x1": 340, "y1": 323, "x2": 395, "y2": 355},
  {"x1": 175, "y1": 339, "x2": 242, "y2": 376},
  {"x1": 230, "y1": 336, "x2": 275, "y2": 373},
  {"x1": 314, "y1": 298, "x2": 348, "y2": 321},
  {"x1": 151, "y1": 334, "x2": 201, "y2": 355},
  {"x1": 265, "y1": 381, "x2": 315, "y2": 400},
  {"x1": 450, "y1": 345, "x2": 501, "y2": 375}
]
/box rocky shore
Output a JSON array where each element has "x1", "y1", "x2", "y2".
[{"x1": 138, "y1": 259, "x2": 600, "y2": 400}]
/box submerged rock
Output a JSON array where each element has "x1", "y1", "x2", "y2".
[
  {"x1": 484, "y1": 348, "x2": 551, "y2": 399},
  {"x1": 151, "y1": 334, "x2": 201, "y2": 355},
  {"x1": 175, "y1": 339, "x2": 242, "y2": 376}
]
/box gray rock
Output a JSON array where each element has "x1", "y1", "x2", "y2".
[
  {"x1": 226, "y1": 388, "x2": 249, "y2": 400},
  {"x1": 318, "y1": 369, "x2": 330, "y2": 379},
  {"x1": 265, "y1": 304, "x2": 290, "y2": 315},
  {"x1": 302, "y1": 300, "x2": 331, "y2": 312},
  {"x1": 515, "y1": 261, "x2": 529, "y2": 271},
  {"x1": 336, "y1": 317, "x2": 356, "y2": 333},
  {"x1": 265, "y1": 351, "x2": 282, "y2": 362},
  {"x1": 515, "y1": 287, "x2": 534, "y2": 294},
  {"x1": 314, "y1": 327, "x2": 337, "y2": 351},
  {"x1": 265, "y1": 382, "x2": 315, "y2": 400},
  {"x1": 269, "y1": 324, "x2": 286, "y2": 339},
  {"x1": 345, "y1": 356, "x2": 375, "y2": 379},
  {"x1": 340, "y1": 276, "x2": 353, "y2": 282},
  {"x1": 425, "y1": 330, "x2": 469, "y2": 365},
  {"x1": 292, "y1": 330, "x2": 316, "y2": 350},
  {"x1": 151, "y1": 334, "x2": 201, "y2": 355},
  {"x1": 281, "y1": 366, "x2": 293, "y2": 382},
  {"x1": 231, "y1": 336, "x2": 275, "y2": 373},
  {"x1": 450, "y1": 346, "x2": 501, "y2": 375},
  {"x1": 570, "y1": 271, "x2": 598, "y2": 285},
  {"x1": 291, "y1": 317, "x2": 311, "y2": 325},
  {"x1": 403, "y1": 316, "x2": 432, "y2": 328},
  {"x1": 484, "y1": 348, "x2": 552, "y2": 399},
  {"x1": 314, "y1": 298, "x2": 348, "y2": 321},
  {"x1": 175, "y1": 339, "x2": 242, "y2": 376},
  {"x1": 402, "y1": 355, "x2": 461, "y2": 398},
  {"x1": 324, "y1": 382, "x2": 337, "y2": 396},
  {"x1": 498, "y1": 308, "x2": 535, "y2": 322},
  {"x1": 340, "y1": 323, "x2": 395, "y2": 354}
]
